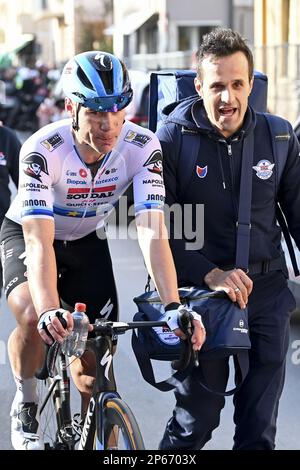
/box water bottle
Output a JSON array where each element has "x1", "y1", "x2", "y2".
[{"x1": 61, "y1": 303, "x2": 89, "y2": 358}]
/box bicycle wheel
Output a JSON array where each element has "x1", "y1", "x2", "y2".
[
  {"x1": 98, "y1": 397, "x2": 145, "y2": 450},
  {"x1": 37, "y1": 355, "x2": 75, "y2": 449}
]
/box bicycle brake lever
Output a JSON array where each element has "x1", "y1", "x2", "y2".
[{"x1": 193, "y1": 350, "x2": 199, "y2": 368}]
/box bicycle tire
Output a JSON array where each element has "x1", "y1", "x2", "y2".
[
  {"x1": 37, "y1": 355, "x2": 75, "y2": 449},
  {"x1": 98, "y1": 397, "x2": 145, "y2": 450}
]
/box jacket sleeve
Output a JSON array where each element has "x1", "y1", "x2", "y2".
[
  {"x1": 278, "y1": 123, "x2": 300, "y2": 252},
  {"x1": 5, "y1": 126, "x2": 21, "y2": 187},
  {"x1": 156, "y1": 122, "x2": 217, "y2": 287}
]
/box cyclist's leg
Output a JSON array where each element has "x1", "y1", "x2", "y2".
[
  {"x1": 54, "y1": 231, "x2": 118, "y2": 415},
  {"x1": 0, "y1": 218, "x2": 44, "y2": 449}
]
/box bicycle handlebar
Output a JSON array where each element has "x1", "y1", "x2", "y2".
[
  {"x1": 35, "y1": 341, "x2": 60, "y2": 380},
  {"x1": 35, "y1": 314, "x2": 196, "y2": 380}
]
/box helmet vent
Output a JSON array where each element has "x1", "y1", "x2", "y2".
[
  {"x1": 77, "y1": 67, "x2": 94, "y2": 91},
  {"x1": 98, "y1": 70, "x2": 113, "y2": 95}
]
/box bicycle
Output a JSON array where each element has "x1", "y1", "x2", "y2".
[{"x1": 35, "y1": 311, "x2": 194, "y2": 450}]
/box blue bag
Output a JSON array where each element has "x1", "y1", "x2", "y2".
[{"x1": 132, "y1": 287, "x2": 250, "y2": 395}]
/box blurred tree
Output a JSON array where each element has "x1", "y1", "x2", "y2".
[{"x1": 77, "y1": 0, "x2": 113, "y2": 53}]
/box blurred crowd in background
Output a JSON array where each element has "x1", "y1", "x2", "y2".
[{"x1": 0, "y1": 63, "x2": 68, "y2": 133}]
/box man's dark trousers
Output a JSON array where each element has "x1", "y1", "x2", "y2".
[{"x1": 159, "y1": 275, "x2": 296, "y2": 450}]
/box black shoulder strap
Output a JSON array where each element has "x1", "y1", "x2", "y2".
[
  {"x1": 264, "y1": 114, "x2": 299, "y2": 276},
  {"x1": 235, "y1": 132, "x2": 254, "y2": 270}
]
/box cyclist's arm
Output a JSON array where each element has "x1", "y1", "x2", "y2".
[
  {"x1": 136, "y1": 210, "x2": 205, "y2": 350},
  {"x1": 22, "y1": 218, "x2": 72, "y2": 342},
  {"x1": 23, "y1": 218, "x2": 58, "y2": 314},
  {"x1": 136, "y1": 210, "x2": 180, "y2": 306}
]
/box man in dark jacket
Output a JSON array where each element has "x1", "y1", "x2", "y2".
[
  {"x1": 0, "y1": 124, "x2": 20, "y2": 297},
  {"x1": 157, "y1": 28, "x2": 300, "y2": 450}
]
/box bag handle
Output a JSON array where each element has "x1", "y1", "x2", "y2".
[
  {"x1": 132, "y1": 328, "x2": 249, "y2": 395},
  {"x1": 194, "y1": 351, "x2": 249, "y2": 396},
  {"x1": 131, "y1": 329, "x2": 190, "y2": 392}
]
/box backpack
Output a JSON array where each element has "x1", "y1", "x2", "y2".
[
  {"x1": 148, "y1": 69, "x2": 299, "y2": 276},
  {"x1": 149, "y1": 70, "x2": 268, "y2": 133}
]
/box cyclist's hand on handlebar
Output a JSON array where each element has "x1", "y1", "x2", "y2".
[
  {"x1": 164, "y1": 304, "x2": 206, "y2": 352},
  {"x1": 38, "y1": 308, "x2": 73, "y2": 345}
]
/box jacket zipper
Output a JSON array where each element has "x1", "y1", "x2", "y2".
[{"x1": 219, "y1": 138, "x2": 238, "y2": 219}]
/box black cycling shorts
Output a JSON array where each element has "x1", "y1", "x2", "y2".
[{"x1": 0, "y1": 217, "x2": 118, "y2": 323}]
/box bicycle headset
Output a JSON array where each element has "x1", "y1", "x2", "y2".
[{"x1": 62, "y1": 51, "x2": 133, "y2": 113}]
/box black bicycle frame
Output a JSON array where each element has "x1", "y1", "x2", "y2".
[{"x1": 78, "y1": 334, "x2": 120, "y2": 450}]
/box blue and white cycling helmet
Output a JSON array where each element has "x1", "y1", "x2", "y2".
[{"x1": 62, "y1": 51, "x2": 133, "y2": 112}]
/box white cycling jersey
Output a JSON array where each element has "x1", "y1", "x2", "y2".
[{"x1": 7, "y1": 118, "x2": 165, "y2": 240}]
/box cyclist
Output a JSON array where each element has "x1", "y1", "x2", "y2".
[
  {"x1": 0, "y1": 51, "x2": 205, "y2": 450},
  {"x1": 0, "y1": 122, "x2": 20, "y2": 299}
]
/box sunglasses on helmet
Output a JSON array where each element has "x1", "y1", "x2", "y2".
[{"x1": 83, "y1": 90, "x2": 133, "y2": 112}]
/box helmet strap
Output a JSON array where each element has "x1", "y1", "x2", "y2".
[{"x1": 72, "y1": 103, "x2": 81, "y2": 131}]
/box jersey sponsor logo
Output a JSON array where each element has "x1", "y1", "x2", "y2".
[
  {"x1": 124, "y1": 130, "x2": 152, "y2": 147},
  {"x1": 40, "y1": 133, "x2": 64, "y2": 152},
  {"x1": 95, "y1": 176, "x2": 118, "y2": 185},
  {"x1": 146, "y1": 194, "x2": 165, "y2": 202},
  {"x1": 22, "y1": 152, "x2": 49, "y2": 182},
  {"x1": 20, "y1": 182, "x2": 49, "y2": 191},
  {"x1": 142, "y1": 178, "x2": 163, "y2": 188},
  {"x1": 22, "y1": 199, "x2": 47, "y2": 207},
  {"x1": 66, "y1": 185, "x2": 116, "y2": 200},
  {"x1": 79, "y1": 168, "x2": 88, "y2": 178},
  {"x1": 0, "y1": 151, "x2": 7, "y2": 166},
  {"x1": 66, "y1": 170, "x2": 77, "y2": 177},
  {"x1": 143, "y1": 150, "x2": 163, "y2": 176},
  {"x1": 252, "y1": 159, "x2": 275, "y2": 180},
  {"x1": 196, "y1": 165, "x2": 208, "y2": 178},
  {"x1": 66, "y1": 178, "x2": 87, "y2": 185}
]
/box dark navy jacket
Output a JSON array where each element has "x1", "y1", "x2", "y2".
[
  {"x1": 0, "y1": 125, "x2": 20, "y2": 224},
  {"x1": 156, "y1": 96, "x2": 300, "y2": 287}
]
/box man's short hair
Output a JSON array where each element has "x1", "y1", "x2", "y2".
[{"x1": 196, "y1": 28, "x2": 254, "y2": 82}]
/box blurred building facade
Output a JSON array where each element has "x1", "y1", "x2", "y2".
[
  {"x1": 254, "y1": 0, "x2": 300, "y2": 122},
  {"x1": 0, "y1": 0, "x2": 254, "y2": 71},
  {"x1": 112, "y1": 0, "x2": 254, "y2": 70},
  {"x1": 0, "y1": 0, "x2": 113, "y2": 69}
]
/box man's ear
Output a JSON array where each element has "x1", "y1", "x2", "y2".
[
  {"x1": 248, "y1": 76, "x2": 254, "y2": 96},
  {"x1": 65, "y1": 97, "x2": 73, "y2": 114},
  {"x1": 194, "y1": 77, "x2": 202, "y2": 97}
]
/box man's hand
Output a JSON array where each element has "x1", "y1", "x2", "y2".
[
  {"x1": 37, "y1": 308, "x2": 73, "y2": 345},
  {"x1": 204, "y1": 267, "x2": 253, "y2": 309},
  {"x1": 165, "y1": 304, "x2": 206, "y2": 352}
]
